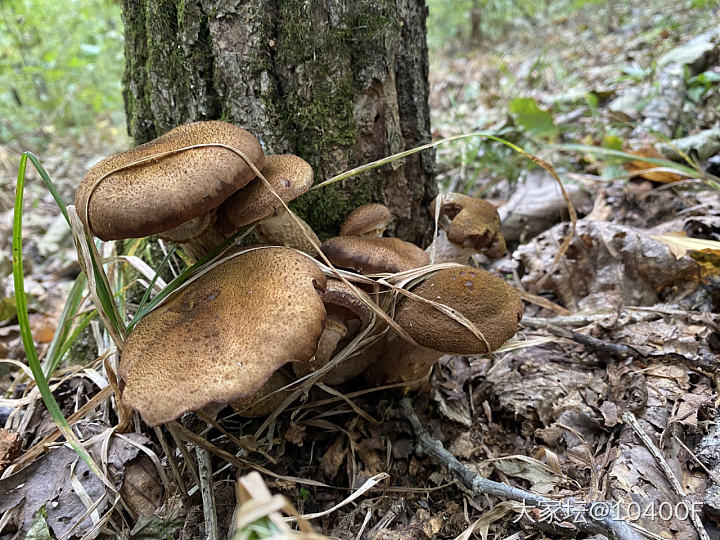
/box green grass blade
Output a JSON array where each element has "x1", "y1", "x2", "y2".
[
  {"x1": 552, "y1": 143, "x2": 703, "y2": 178},
  {"x1": 53, "y1": 309, "x2": 97, "y2": 365},
  {"x1": 87, "y1": 238, "x2": 126, "y2": 335},
  {"x1": 127, "y1": 227, "x2": 248, "y2": 330},
  {"x1": 42, "y1": 272, "x2": 88, "y2": 377},
  {"x1": 310, "y1": 131, "x2": 529, "y2": 191},
  {"x1": 134, "y1": 244, "x2": 177, "y2": 316},
  {"x1": 25, "y1": 152, "x2": 70, "y2": 226},
  {"x1": 13, "y1": 152, "x2": 111, "y2": 487}
]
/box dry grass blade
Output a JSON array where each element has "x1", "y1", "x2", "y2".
[
  {"x1": 12, "y1": 385, "x2": 113, "y2": 470},
  {"x1": 230, "y1": 472, "x2": 329, "y2": 539},
  {"x1": 291, "y1": 472, "x2": 389, "y2": 521},
  {"x1": 67, "y1": 205, "x2": 126, "y2": 351}
]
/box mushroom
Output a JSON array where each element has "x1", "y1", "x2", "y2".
[
  {"x1": 217, "y1": 154, "x2": 320, "y2": 255},
  {"x1": 320, "y1": 236, "x2": 430, "y2": 274},
  {"x1": 118, "y1": 247, "x2": 327, "y2": 426},
  {"x1": 426, "y1": 193, "x2": 506, "y2": 264},
  {"x1": 75, "y1": 120, "x2": 265, "y2": 259},
  {"x1": 339, "y1": 203, "x2": 392, "y2": 237},
  {"x1": 292, "y1": 279, "x2": 375, "y2": 384},
  {"x1": 364, "y1": 266, "x2": 523, "y2": 386}
]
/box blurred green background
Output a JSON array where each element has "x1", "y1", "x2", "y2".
[
  {"x1": 0, "y1": 0, "x2": 717, "y2": 150},
  {"x1": 0, "y1": 0, "x2": 124, "y2": 148}
]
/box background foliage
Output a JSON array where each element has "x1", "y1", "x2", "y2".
[{"x1": 0, "y1": 0, "x2": 124, "y2": 147}]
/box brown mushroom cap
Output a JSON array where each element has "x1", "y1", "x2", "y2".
[
  {"x1": 218, "y1": 154, "x2": 314, "y2": 231},
  {"x1": 395, "y1": 266, "x2": 523, "y2": 354},
  {"x1": 321, "y1": 237, "x2": 430, "y2": 274},
  {"x1": 75, "y1": 121, "x2": 264, "y2": 241},
  {"x1": 339, "y1": 203, "x2": 392, "y2": 237},
  {"x1": 119, "y1": 247, "x2": 327, "y2": 426},
  {"x1": 431, "y1": 193, "x2": 505, "y2": 257}
]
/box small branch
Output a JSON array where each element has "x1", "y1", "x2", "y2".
[
  {"x1": 197, "y1": 446, "x2": 218, "y2": 540},
  {"x1": 623, "y1": 412, "x2": 709, "y2": 540},
  {"x1": 399, "y1": 398, "x2": 643, "y2": 540},
  {"x1": 531, "y1": 323, "x2": 717, "y2": 372}
]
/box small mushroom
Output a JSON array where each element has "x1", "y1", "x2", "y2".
[
  {"x1": 339, "y1": 203, "x2": 392, "y2": 237},
  {"x1": 321, "y1": 236, "x2": 430, "y2": 274},
  {"x1": 364, "y1": 266, "x2": 523, "y2": 386},
  {"x1": 292, "y1": 279, "x2": 375, "y2": 384},
  {"x1": 217, "y1": 154, "x2": 320, "y2": 255},
  {"x1": 75, "y1": 121, "x2": 264, "y2": 258},
  {"x1": 118, "y1": 247, "x2": 327, "y2": 426},
  {"x1": 427, "y1": 193, "x2": 506, "y2": 264}
]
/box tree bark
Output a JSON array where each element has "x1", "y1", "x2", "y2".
[{"x1": 121, "y1": 0, "x2": 436, "y2": 244}]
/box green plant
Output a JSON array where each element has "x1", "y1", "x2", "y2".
[{"x1": 0, "y1": 0, "x2": 124, "y2": 145}]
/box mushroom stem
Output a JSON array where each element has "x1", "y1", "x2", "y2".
[
  {"x1": 253, "y1": 209, "x2": 321, "y2": 256},
  {"x1": 426, "y1": 230, "x2": 477, "y2": 264},
  {"x1": 294, "y1": 318, "x2": 348, "y2": 379},
  {"x1": 160, "y1": 211, "x2": 232, "y2": 262},
  {"x1": 363, "y1": 333, "x2": 443, "y2": 388}
]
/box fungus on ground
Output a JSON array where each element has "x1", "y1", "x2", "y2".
[
  {"x1": 320, "y1": 236, "x2": 430, "y2": 274},
  {"x1": 339, "y1": 203, "x2": 392, "y2": 238},
  {"x1": 427, "y1": 193, "x2": 506, "y2": 264},
  {"x1": 364, "y1": 266, "x2": 523, "y2": 386},
  {"x1": 118, "y1": 247, "x2": 327, "y2": 426},
  {"x1": 292, "y1": 279, "x2": 375, "y2": 384},
  {"x1": 217, "y1": 154, "x2": 320, "y2": 255},
  {"x1": 75, "y1": 120, "x2": 265, "y2": 259}
]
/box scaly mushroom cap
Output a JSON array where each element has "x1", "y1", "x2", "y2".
[
  {"x1": 321, "y1": 237, "x2": 430, "y2": 274},
  {"x1": 119, "y1": 247, "x2": 327, "y2": 426},
  {"x1": 395, "y1": 266, "x2": 523, "y2": 354},
  {"x1": 75, "y1": 121, "x2": 264, "y2": 240},
  {"x1": 219, "y1": 154, "x2": 314, "y2": 230},
  {"x1": 431, "y1": 193, "x2": 506, "y2": 258},
  {"x1": 339, "y1": 203, "x2": 392, "y2": 237}
]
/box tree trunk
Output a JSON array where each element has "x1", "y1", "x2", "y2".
[{"x1": 121, "y1": 0, "x2": 436, "y2": 244}]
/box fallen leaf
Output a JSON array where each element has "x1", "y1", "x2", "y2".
[
  {"x1": 624, "y1": 145, "x2": 686, "y2": 183},
  {"x1": 651, "y1": 231, "x2": 720, "y2": 276},
  {"x1": 515, "y1": 220, "x2": 700, "y2": 310}
]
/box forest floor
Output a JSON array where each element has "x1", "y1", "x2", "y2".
[{"x1": 2, "y1": 2, "x2": 720, "y2": 540}]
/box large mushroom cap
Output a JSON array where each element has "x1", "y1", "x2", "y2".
[
  {"x1": 119, "y1": 247, "x2": 327, "y2": 426},
  {"x1": 75, "y1": 121, "x2": 264, "y2": 240},
  {"x1": 339, "y1": 203, "x2": 392, "y2": 237},
  {"x1": 431, "y1": 193, "x2": 505, "y2": 257},
  {"x1": 395, "y1": 266, "x2": 523, "y2": 354},
  {"x1": 219, "y1": 154, "x2": 314, "y2": 230},
  {"x1": 321, "y1": 237, "x2": 430, "y2": 274}
]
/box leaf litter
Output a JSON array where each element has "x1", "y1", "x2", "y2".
[{"x1": 3, "y1": 2, "x2": 720, "y2": 539}]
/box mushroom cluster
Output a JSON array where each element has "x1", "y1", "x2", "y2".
[{"x1": 75, "y1": 121, "x2": 523, "y2": 426}]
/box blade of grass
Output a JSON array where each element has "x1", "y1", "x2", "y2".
[
  {"x1": 42, "y1": 272, "x2": 88, "y2": 377},
  {"x1": 24, "y1": 152, "x2": 70, "y2": 225},
  {"x1": 553, "y1": 143, "x2": 704, "y2": 178},
  {"x1": 127, "y1": 226, "x2": 250, "y2": 330},
  {"x1": 18, "y1": 152, "x2": 122, "y2": 356},
  {"x1": 310, "y1": 131, "x2": 523, "y2": 191},
  {"x1": 13, "y1": 153, "x2": 113, "y2": 489},
  {"x1": 134, "y1": 244, "x2": 177, "y2": 316}
]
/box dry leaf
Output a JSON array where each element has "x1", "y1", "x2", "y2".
[
  {"x1": 515, "y1": 220, "x2": 700, "y2": 310},
  {"x1": 624, "y1": 144, "x2": 685, "y2": 183},
  {"x1": 652, "y1": 231, "x2": 720, "y2": 276}
]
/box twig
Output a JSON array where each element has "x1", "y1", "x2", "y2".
[
  {"x1": 197, "y1": 446, "x2": 218, "y2": 540},
  {"x1": 532, "y1": 323, "x2": 717, "y2": 372},
  {"x1": 399, "y1": 398, "x2": 643, "y2": 540},
  {"x1": 622, "y1": 412, "x2": 709, "y2": 540}
]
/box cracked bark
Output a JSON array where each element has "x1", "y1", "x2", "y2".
[{"x1": 121, "y1": 0, "x2": 436, "y2": 243}]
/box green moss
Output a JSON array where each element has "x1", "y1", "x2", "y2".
[{"x1": 269, "y1": 0, "x2": 399, "y2": 236}]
